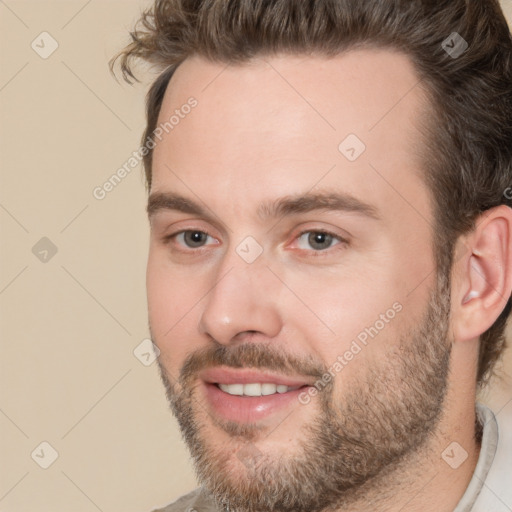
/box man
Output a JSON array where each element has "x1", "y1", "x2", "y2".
[{"x1": 112, "y1": 1, "x2": 512, "y2": 511}]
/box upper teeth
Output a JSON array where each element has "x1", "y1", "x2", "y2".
[{"x1": 218, "y1": 383, "x2": 299, "y2": 396}]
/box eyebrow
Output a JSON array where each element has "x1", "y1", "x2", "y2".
[{"x1": 147, "y1": 191, "x2": 380, "y2": 222}]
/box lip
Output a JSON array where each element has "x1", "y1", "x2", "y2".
[
  {"x1": 200, "y1": 367, "x2": 315, "y2": 387},
  {"x1": 199, "y1": 367, "x2": 314, "y2": 424}
]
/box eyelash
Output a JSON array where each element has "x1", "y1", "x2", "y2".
[
  {"x1": 162, "y1": 230, "x2": 216, "y2": 253},
  {"x1": 162, "y1": 228, "x2": 348, "y2": 256},
  {"x1": 294, "y1": 229, "x2": 348, "y2": 255}
]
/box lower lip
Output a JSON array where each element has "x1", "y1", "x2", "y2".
[{"x1": 202, "y1": 382, "x2": 309, "y2": 423}]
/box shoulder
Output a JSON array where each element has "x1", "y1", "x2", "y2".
[{"x1": 149, "y1": 487, "x2": 220, "y2": 512}]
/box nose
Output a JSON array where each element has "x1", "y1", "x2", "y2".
[{"x1": 198, "y1": 255, "x2": 283, "y2": 345}]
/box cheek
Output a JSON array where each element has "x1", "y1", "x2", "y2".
[
  {"x1": 146, "y1": 250, "x2": 206, "y2": 361},
  {"x1": 277, "y1": 259, "x2": 421, "y2": 389},
  {"x1": 147, "y1": 253, "x2": 175, "y2": 332},
  {"x1": 279, "y1": 265, "x2": 402, "y2": 346}
]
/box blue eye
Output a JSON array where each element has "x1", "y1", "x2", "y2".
[{"x1": 296, "y1": 231, "x2": 342, "y2": 251}]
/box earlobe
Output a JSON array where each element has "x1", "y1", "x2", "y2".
[{"x1": 454, "y1": 207, "x2": 512, "y2": 342}]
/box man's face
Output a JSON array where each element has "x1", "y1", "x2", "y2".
[{"x1": 147, "y1": 50, "x2": 452, "y2": 511}]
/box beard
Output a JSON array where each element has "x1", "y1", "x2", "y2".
[{"x1": 155, "y1": 274, "x2": 452, "y2": 512}]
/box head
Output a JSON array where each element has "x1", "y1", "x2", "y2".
[{"x1": 112, "y1": 1, "x2": 512, "y2": 511}]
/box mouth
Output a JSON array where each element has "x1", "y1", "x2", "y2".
[
  {"x1": 217, "y1": 382, "x2": 303, "y2": 396},
  {"x1": 199, "y1": 367, "x2": 314, "y2": 424}
]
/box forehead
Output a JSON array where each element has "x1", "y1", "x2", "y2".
[{"x1": 151, "y1": 49, "x2": 431, "y2": 224}]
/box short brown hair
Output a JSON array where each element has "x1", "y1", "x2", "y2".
[{"x1": 111, "y1": 0, "x2": 512, "y2": 385}]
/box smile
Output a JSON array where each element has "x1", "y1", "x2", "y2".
[
  {"x1": 199, "y1": 367, "x2": 314, "y2": 424},
  {"x1": 217, "y1": 382, "x2": 303, "y2": 396}
]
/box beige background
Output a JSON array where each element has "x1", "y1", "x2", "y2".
[{"x1": 0, "y1": 1, "x2": 511, "y2": 511}]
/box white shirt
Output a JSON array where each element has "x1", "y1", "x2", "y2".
[{"x1": 454, "y1": 402, "x2": 512, "y2": 511}]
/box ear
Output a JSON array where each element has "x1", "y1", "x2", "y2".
[{"x1": 451, "y1": 205, "x2": 512, "y2": 343}]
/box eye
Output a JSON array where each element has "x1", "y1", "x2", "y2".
[
  {"x1": 174, "y1": 230, "x2": 216, "y2": 249},
  {"x1": 296, "y1": 230, "x2": 344, "y2": 251}
]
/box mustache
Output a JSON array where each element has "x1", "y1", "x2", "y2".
[{"x1": 179, "y1": 342, "x2": 327, "y2": 387}]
